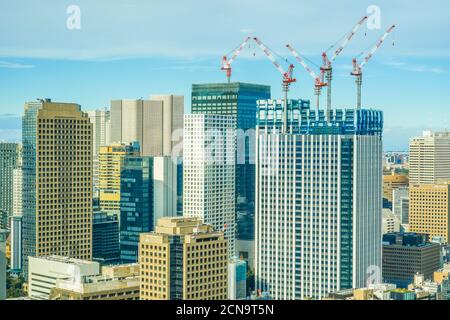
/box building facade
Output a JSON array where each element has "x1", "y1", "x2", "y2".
[
  {"x1": 0, "y1": 142, "x2": 20, "y2": 230},
  {"x1": 383, "y1": 173, "x2": 408, "y2": 208},
  {"x1": 10, "y1": 215, "x2": 22, "y2": 271},
  {"x1": 0, "y1": 229, "x2": 7, "y2": 300},
  {"x1": 92, "y1": 211, "x2": 120, "y2": 265},
  {"x1": 22, "y1": 100, "x2": 93, "y2": 277},
  {"x1": 255, "y1": 99, "x2": 383, "y2": 300},
  {"x1": 183, "y1": 114, "x2": 236, "y2": 258},
  {"x1": 139, "y1": 217, "x2": 228, "y2": 300},
  {"x1": 153, "y1": 156, "x2": 179, "y2": 223},
  {"x1": 393, "y1": 186, "x2": 409, "y2": 224}
]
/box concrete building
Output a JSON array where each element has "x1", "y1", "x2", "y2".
[
  {"x1": 255, "y1": 99, "x2": 383, "y2": 300},
  {"x1": 10, "y1": 215, "x2": 22, "y2": 271},
  {"x1": 393, "y1": 186, "x2": 409, "y2": 224},
  {"x1": 22, "y1": 100, "x2": 93, "y2": 277},
  {"x1": 409, "y1": 131, "x2": 450, "y2": 185},
  {"x1": 98, "y1": 142, "x2": 140, "y2": 213},
  {"x1": 383, "y1": 209, "x2": 401, "y2": 234},
  {"x1": 382, "y1": 173, "x2": 408, "y2": 209},
  {"x1": 228, "y1": 258, "x2": 247, "y2": 300},
  {"x1": 49, "y1": 263, "x2": 139, "y2": 300},
  {"x1": 409, "y1": 182, "x2": 450, "y2": 243},
  {"x1": 28, "y1": 255, "x2": 100, "y2": 299},
  {"x1": 12, "y1": 167, "x2": 22, "y2": 217},
  {"x1": 0, "y1": 143, "x2": 20, "y2": 230},
  {"x1": 86, "y1": 109, "x2": 111, "y2": 194},
  {"x1": 92, "y1": 211, "x2": 120, "y2": 265},
  {"x1": 183, "y1": 114, "x2": 236, "y2": 258},
  {"x1": 382, "y1": 233, "x2": 441, "y2": 288},
  {"x1": 120, "y1": 156, "x2": 154, "y2": 263},
  {"x1": 153, "y1": 156, "x2": 179, "y2": 223},
  {"x1": 110, "y1": 96, "x2": 184, "y2": 157},
  {"x1": 0, "y1": 229, "x2": 8, "y2": 300},
  {"x1": 139, "y1": 217, "x2": 228, "y2": 300}
]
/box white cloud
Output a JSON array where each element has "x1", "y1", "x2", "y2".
[{"x1": 0, "y1": 61, "x2": 34, "y2": 69}]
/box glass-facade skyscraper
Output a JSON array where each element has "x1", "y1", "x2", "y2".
[
  {"x1": 120, "y1": 156, "x2": 153, "y2": 263},
  {"x1": 191, "y1": 82, "x2": 271, "y2": 246},
  {"x1": 0, "y1": 142, "x2": 20, "y2": 230}
]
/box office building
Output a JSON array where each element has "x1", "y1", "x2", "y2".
[
  {"x1": 393, "y1": 186, "x2": 409, "y2": 224},
  {"x1": 22, "y1": 100, "x2": 93, "y2": 277},
  {"x1": 28, "y1": 255, "x2": 100, "y2": 299},
  {"x1": 0, "y1": 229, "x2": 7, "y2": 300},
  {"x1": 139, "y1": 217, "x2": 228, "y2": 300},
  {"x1": 228, "y1": 258, "x2": 247, "y2": 300},
  {"x1": 383, "y1": 173, "x2": 408, "y2": 208},
  {"x1": 383, "y1": 209, "x2": 400, "y2": 234},
  {"x1": 382, "y1": 233, "x2": 441, "y2": 288},
  {"x1": 110, "y1": 96, "x2": 184, "y2": 157},
  {"x1": 10, "y1": 215, "x2": 22, "y2": 271},
  {"x1": 153, "y1": 156, "x2": 179, "y2": 223},
  {"x1": 192, "y1": 82, "x2": 271, "y2": 265},
  {"x1": 0, "y1": 143, "x2": 20, "y2": 230},
  {"x1": 87, "y1": 109, "x2": 111, "y2": 194},
  {"x1": 120, "y1": 156, "x2": 153, "y2": 263},
  {"x1": 183, "y1": 114, "x2": 236, "y2": 258},
  {"x1": 92, "y1": 211, "x2": 120, "y2": 265},
  {"x1": 255, "y1": 99, "x2": 383, "y2": 300},
  {"x1": 409, "y1": 182, "x2": 450, "y2": 243},
  {"x1": 409, "y1": 131, "x2": 450, "y2": 185},
  {"x1": 98, "y1": 142, "x2": 140, "y2": 213},
  {"x1": 49, "y1": 263, "x2": 139, "y2": 300}
]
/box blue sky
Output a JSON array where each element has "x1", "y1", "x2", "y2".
[{"x1": 1, "y1": 0, "x2": 450, "y2": 150}]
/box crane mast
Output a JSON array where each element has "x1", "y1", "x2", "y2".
[
  {"x1": 351, "y1": 24, "x2": 396, "y2": 109},
  {"x1": 253, "y1": 37, "x2": 296, "y2": 133},
  {"x1": 286, "y1": 44, "x2": 327, "y2": 111},
  {"x1": 221, "y1": 36, "x2": 252, "y2": 83},
  {"x1": 322, "y1": 16, "x2": 368, "y2": 120}
]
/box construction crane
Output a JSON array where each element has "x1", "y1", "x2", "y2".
[
  {"x1": 221, "y1": 36, "x2": 252, "y2": 83},
  {"x1": 286, "y1": 44, "x2": 327, "y2": 111},
  {"x1": 321, "y1": 16, "x2": 368, "y2": 119},
  {"x1": 351, "y1": 24, "x2": 396, "y2": 109},
  {"x1": 253, "y1": 37, "x2": 296, "y2": 133}
]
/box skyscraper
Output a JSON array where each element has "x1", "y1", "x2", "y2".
[
  {"x1": 183, "y1": 114, "x2": 236, "y2": 258},
  {"x1": 98, "y1": 142, "x2": 140, "y2": 213},
  {"x1": 86, "y1": 109, "x2": 111, "y2": 194},
  {"x1": 139, "y1": 217, "x2": 228, "y2": 300},
  {"x1": 110, "y1": 95, "x2": 184, "y2": 157},
  {"x1": 153, "y1": 156, "x2": 179, "y2": 224},
  {"x1": 120, "y1": 156, "x2": 153, "y2": 263},
  {"x1": 255, "y1": 99, "x2": 383, "y2": 299},
  {"x1": 22, "y1": 100, "x2": 93, "y2": 276},
  {"x1": 10, "y1": 215, "x2": 22, "y2": 271},
  {"x1": 192, "y1": 82, "x2": 271, "y2": 264},
  {"x1": 0, "y1": 229, "x2": 7, "y2": 300},
  {"x1": 409, "y1": 131, "x2": 450, "y2": 185},
  {"x1": 0, "y1": 142, "x2": 20, "y2": 230},
  {"x1": 92, "y1": 211, "x2": 120, "y2": 265}
]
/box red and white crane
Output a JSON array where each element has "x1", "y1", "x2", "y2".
[
  {"x1": 286, "y1": 44, "x2": 327, "y2": 111},
  {"x1": 351, "y1": 24, "x2": 396, "y2": 109},
  {"x1": 253, "y1": 37, "x2": 296, "y2": 132},
  {"x1": 321, "y1": 16, "x2": 368, "y2": 118},
  {"x1": 221, "y1": 36, "x2": 252, "y2": 83}
]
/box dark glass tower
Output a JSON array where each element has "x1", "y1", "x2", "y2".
[{"x1": 191, "y1": 82, "x2": 271, "y2": 243}]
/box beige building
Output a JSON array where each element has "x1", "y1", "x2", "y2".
[
  {"x1": 409, "y1": 182, "x2": 450, "y2": 242},
  {"x1": 409, "y1": 131, "x2": 450, "y2": 185},
  {"x1": 22, "y1": 100, "x2": 93, "y2": 275},
  {"x1": 139, "y1": 217, "x2": 228, "y2": 300},
  {"x1": 383, "y1": 172, "x2": 408, "y2": 203},
  {"x1": 98, "y1": 143, "x2": 140, "y2": 212},
  {"x1": 50, "y1": 263, "x2": 140, "y2": 300}
]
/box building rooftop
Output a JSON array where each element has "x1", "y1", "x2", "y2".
[{"x1": 31, "y1": 255, "x2": 99, "y2": 267}]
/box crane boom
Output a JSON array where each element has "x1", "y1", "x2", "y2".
[
  {"x1": 360, "y1": 24, "x2": 396, "y2": 68},
  {"x1": 331, "y1": 16, "x2": 368, "y2": 62},
  {"x1": 221, "y1": 36, "x2": 252, "y2": 82}
]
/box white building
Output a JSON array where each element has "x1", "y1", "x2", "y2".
[
  {"x1": 228, "y1": 258, "x2": 247, "y2": 300},
  {"x1": 153, "y1": 156, "x2": 179, "y2": 224},
  {"x1": 255, "y1": 100, "x2": 383, "y2": 300},
  {"x1": 110, "y1": 95, "x2": 184, "y2": 157},
  {"x1": 409, "y1": 131, "x2": 450, "y2": 185},
  {"x1": 382, "y1": 209, "x2": 401, "y2": 234},
  {"x1": 183, "y1": 114, "x2": 236, "y2": 258},
  {"x1": 28, "y1": 256, "x2": 100, "y2": 299},
  {"x1": 0, "y1": 229, "x2": 8, "y2": 300},
  {"x1": 392, "y1": 186, "x2": 409, "y2": 224}
]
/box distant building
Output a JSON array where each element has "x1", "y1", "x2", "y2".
[
  {"x1": 0, "y1": 143, "x2": 20, "y2": 230},
  {"x1": 9, "y1": 215, "x2": 22, "y2": 271},
  {"x1": 92, "y1": 211, "x2": 120, "y2": 265},
  {"x1": 28, "y1": 255, "x2": 100, "y2": 299},
  {"x1": 139, "y1": 217, "x2": 228, "y2": 300},
  {"x1": 382, "y1": 173, "x2": 408, "y2": 209},
  {"x1": 228, "y1": 258, "x2": 247, "y2": 300},
  {"x1": 382, "y1": 209, "x2": 400, "y2": 234},
  {"x1": 153, "y1": 156, "x2": 179, "y2": 223},
  {"x1": 392, "y1": 186, "x2": 409, "y2": 224},
  {"x1": 0, "y1": 229, "x2": 8, "y2": 300},
  {"x1": 382, "y1": 233, "x2": 441, "y2": 288}
]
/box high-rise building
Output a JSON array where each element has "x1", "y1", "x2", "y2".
[
  {"x1": 12, "y1": 167, "x2": 22, "y2": 217},
  {"x1": 383, "y1": 172, "x2": 408, "y2": 208},
  {"x1": 255, "y1": 99, "x2": 383, "y2": 300},
  {"x1": 0, "y1": 229, "x2": 7, "y2": 300},
  {"x1": 183, "y1": 114, "x2": 236, "y2": 258},
  {"x1": 22, "y1": 100, "x2": 93, "y2": 276},
  {"x1": 28, "y1": 255, "x2": 100, "y2": 299},
  {"x1": 87, "y1": 109, "x2": 111, "y2": 194},
  {"x1": 153, "y1": 156, "x2": 179, "y2": 223},
  {"x1": 98, "y1": 142, "x2": 140, "y2": 213},
  {"x1": 409, "y1": 182, "x2": 450, "y2": 243},
  {"x1": 92, "y1": 211, "x2": 120, "y2": 265},
  {"x1": 382, "y1": 233, "x2": 441, "y2": 288},
  {"x1": 139, "y1": 217, "x2": 228, "y2": 300},
  {"x1": 10, "y1": 215, "x2": 22, "y2": 271},
  {"x1": 409, "y1": 131, "x2": 450, "y2": 185},
  {"x1": 0, "y1": 142, "x2": 20, "y2": 230},
  {"x1": 393, "y1": 186, "x2": 409, "y2": 224},
  {"x1": 192, "y1": 82, "x2": 271, "y2": 266},
  {"x1": 228, "y1": 258, "x2": 247, "y2": 300},
  {"x1": 120, "y1": 156, "x2": 153, "y2": 263},
  {"x1": 110, "y1": 96, "x2": 184, "y2": 157}
]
